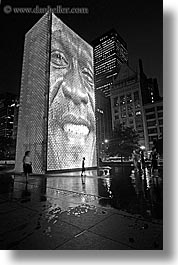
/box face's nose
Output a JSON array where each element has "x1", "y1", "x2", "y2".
[{"x1": 62, "y1": 59, "x2": 88, "y2": 105}]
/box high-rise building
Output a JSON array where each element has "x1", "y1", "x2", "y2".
[
  {"x1": 139, "y1": 59, "x2": 162, "y2": 105},
  {"x1": 92, "y1": 29, "x2": 128, "y2": 97},
  {"x1": 15, "y1": 12, "x2": 97, "y2": 173},
  {"x1": 95, "y1": 90, "x2": 112, "y2": 160},
  {"x1": 0, "y1": 93, "x2": 19, "y2": 139},
  {"x1": 143, "y1": 100, "x2": 163, "y2": 150},
  {"x1": 12, "y1": 99, "x2": 19, "y2": 140},
  {"x1": 110, "y1": 64, "x2": 146, "y2": 147},
  {"x1": 110, "y1": 61, "x2": 163, "y2": 151}
]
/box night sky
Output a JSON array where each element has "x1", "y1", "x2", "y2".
[{"x1": 0, "y1": 0, "x2": 163, "y2": 96}]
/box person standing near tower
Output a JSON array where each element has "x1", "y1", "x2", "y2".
[
  {"x1": 151, "y1": 147, "x2": 158, "y2": 173},
  {"x1": 23, "y1": 151, "x2": 32, "y2": 183},
  {"x1": 81, "y1": 157, "x2": 86, "y2": 184}
]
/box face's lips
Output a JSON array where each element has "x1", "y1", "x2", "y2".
[
  {"x1": 62, "y1": 114, "x2": 91, "y2": 138},
  {"x1": 63, "y1": 123, "x2": 89, "y2": 137}
]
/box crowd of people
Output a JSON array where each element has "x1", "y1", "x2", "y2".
[
  {"x1": 22, "y1": 146, "x2": 160, "y2": 182},
  {"x1": 132, "y1": 147, "x2": 159, "y2": 174}
]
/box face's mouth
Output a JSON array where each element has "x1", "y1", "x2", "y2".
[
  {"x1": 63, "y1": 123, "x2": 89, "y2": 138},
  {"x1": 62, "y1": 114, "x2": 91, "y2": 141}
]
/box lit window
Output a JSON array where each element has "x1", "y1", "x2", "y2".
[{"x1": 135, "y1": 111, "x2": 141, "y2": 116}]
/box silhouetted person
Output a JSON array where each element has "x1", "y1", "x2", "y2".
[
  {"x1": 23, "y1": 151, "x2": 32, "y2": 183},
  {"x1": 132, "y1": 150, "x2": 140, "y2": 170},
  {"x1": 81, "y1": 157, "x2": 86, "y2": 184},
  {"x1": 151, "y1": 148, "x2": 158, "y2": 172},
  {"x1": 138, "y1": 160, "x2": 142, "y2": 175},
  {"x1": 141, "y1": 150, "x2": 145, "y2": 171},
  {"x1": 99, "y1": 157, "x2": 102, "y2": 166}
]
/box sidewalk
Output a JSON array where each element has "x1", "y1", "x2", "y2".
[{"x1": 0, "y1": 172, "x2": 163, "y2": 250}]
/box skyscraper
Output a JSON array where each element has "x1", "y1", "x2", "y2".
[
  {"x1": 110, "y1": 61, "x2": 163, "y2": 151},
  {"x1": 0, "y1": 93, "x2": 18, "y2": 139},
  {"x1": 92, "y1": 29, "x2": 128, "y2": 97},
  {"x1": 110, "y1": 63, "x2": 146, "y2": 147},
  {"x1": 143, "y1": 100, "x2": 163, "y2": 150},
  {"x1": 15, "y1": 12, "x2": 97, "y2": 173},
  {"x1": 95, "y1": 90, "x2": 112, "y2": 160},
  {"x1": 139, "y1": 59, "x2": 162, "y2": 105}
]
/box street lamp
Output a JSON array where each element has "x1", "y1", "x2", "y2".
[
  {"x1": 140, "y1": 145, "x2": 145, "y2": 150},
  {"x1": 103, "y1": 139, "x2": 109, "y2": 161}
]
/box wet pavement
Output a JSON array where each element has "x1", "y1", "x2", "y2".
[{"x1": 0, "y1": 166, "x2": 163, "y2": 250}]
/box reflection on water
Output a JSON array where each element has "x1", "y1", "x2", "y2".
[
  {"x1": 98, "y1": 166, "x2": 163, "y2": 219},
  {"x1": 11, "y1": 177, "x2": 47, "y2": 203},
  {"x1": 6, "y1": 166, "x2": 163, "y2": 221},
  {"x1": 21, "y1": 182, "x2": 31, "y2": 203}
]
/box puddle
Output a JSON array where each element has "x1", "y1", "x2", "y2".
[
  {"x1": 66, "y1": 204, "x2": 91, "y2": 217},
  {"x1": 65, "y1": 204, "x2": 108, "y2": 217},
  {"x1": 97, "y1": 166, "x2": 163, "y2": 220},
  {"x1": 7, "y1": 167, "x2": 163, "y2": 221}
]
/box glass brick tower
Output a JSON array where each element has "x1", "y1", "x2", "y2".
[{"x1": 15, "y1": 12, "x2": 97, "y2": 173}]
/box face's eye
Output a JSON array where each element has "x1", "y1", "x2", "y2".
[
  {"x1": 51, "y1": 50, "x2": 69, "y2": 69},
  {"x1": 81, "y1": 68, "x2": 93, "y2": 86}
]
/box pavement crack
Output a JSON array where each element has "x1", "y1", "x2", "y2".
[{"x1": 74, "y1": 230, "x2": 87, "y2": 238}]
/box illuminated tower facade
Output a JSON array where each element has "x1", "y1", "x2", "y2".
[
  {"x1": 92, "y1": 29, "x2": 128, "y2": 97},
  {"x1": 15, "y1": 12, "x2": 97, "y2": 173}
]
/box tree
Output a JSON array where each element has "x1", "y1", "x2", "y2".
[
  {"x1": 108, "y1": 124, "x2": 140, "y2": 161},
  {"x1": 0, "y1": 136, "x2": 16, "y2": 160}
]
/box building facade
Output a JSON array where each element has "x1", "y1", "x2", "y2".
[
  {"x1": 110, "y1": 64, "x2": 146, "y2": 147},
  {"x1": 110, "y1": 61, "x2": 163, "y2": 152},
  {"x1": 95, "y1": 90, "x2": 112, "y2": 160},
  {"x1": 15, "y1": 12, "x2": 97, "y2": 173},
  {"x1": 139, "y1": 59, "x2": 162, "y2": 105},
  {"x1": 0, "y1": 93, "x2": 19, "y2": 139},
  {"x1": 92, "y1": 29, "x2": 128, "y2": 159},
  {"x1": 0, "y1": 93, "x2": 19, "y2": 160},
  {"x1": 92, "y1": 29, "x2": 128, "y2": 97},
  {"x1": 143, "y1": 100, "x2": 163, "y2": 150}
]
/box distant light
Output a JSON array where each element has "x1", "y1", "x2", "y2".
[
  {"x1": 140, "y1": 145, "x2": 145, "y2": 150},
  {"x1": 104, "y1": 139, "x2": 109, "y2": 143}
]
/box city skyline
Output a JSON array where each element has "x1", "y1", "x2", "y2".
[{"x1": 0, "y1": 0, "x2": 163, "y2": 96}]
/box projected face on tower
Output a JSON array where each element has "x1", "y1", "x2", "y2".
[{"x1": 47, "y1": 15, "x2": 96, "y2": 170}]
